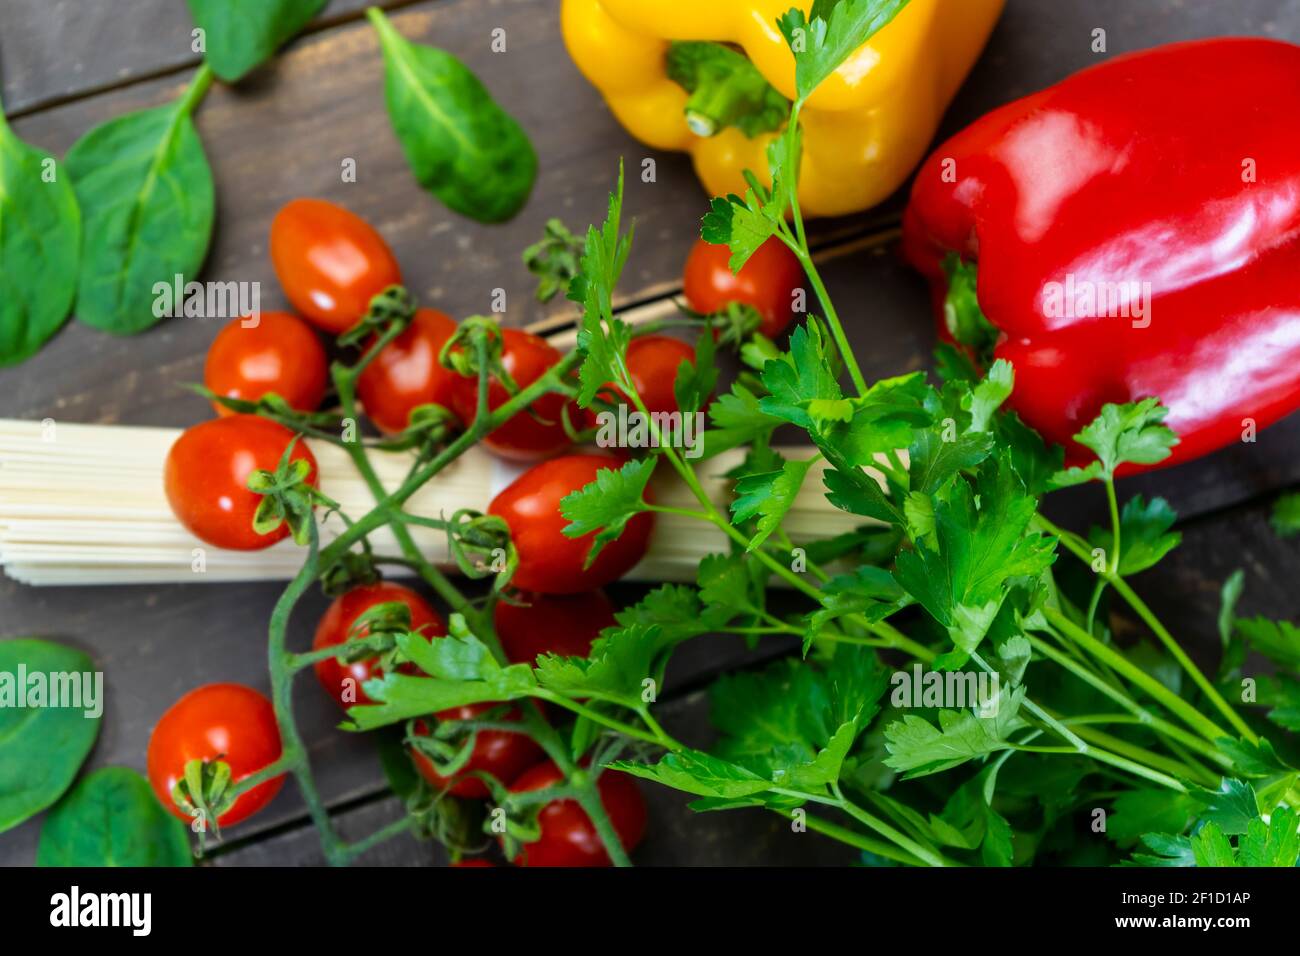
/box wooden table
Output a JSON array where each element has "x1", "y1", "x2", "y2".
[{"x1": 3, "y1": 0, "x2": 1299, "y2": 866}]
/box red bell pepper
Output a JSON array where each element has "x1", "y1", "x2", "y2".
[{"x1": 902, "y1": 38, "x2": 1300, "y2": 470}]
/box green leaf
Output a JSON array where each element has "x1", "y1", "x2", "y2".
[
  {"x1": 758, "y1": 323, "x2": 842, "y2": 428},
  {"x1": 731, "y1": 456, "x2": 817, "y2": 551},
  {"x1": 939, "y1": 254, "x2": 999, "y2": 359},
  {"x1": 1234, "y1": 617, "x2": 1300, "y2": 670},
  {"x1": 609, "y1": 750, "x2": 771, "y2": 799},
  {"x1": 697, "y1": 553, "x2": 762, "y2": 619},
  {"x1": 0, "y1": 638, "x2": 102, "y2": 832},
  {"x1": 572, "y1": 164, "x2": 635, "y2": 406},
  {"x1": 559, "y1": 457, "x2": 656, "y2": 564},
  {"x1": 894, "y1": 459, "x2": 1056, "y2": 652},
  {"x1": 1272, "y1": 491, "x2": 1300, "y2": 538},
  {"x1": 1190, "y1": 821, "x2": 1238, "y2": 867},
  {"x1": 666, "y1": 42, "x2": 790, "y2": 138},
  {"x1": 907, "y1": 429, "x2": 994, "y2": 496},
  {"x1": 615, "y1": 584, "x2": 727, "y2": 641},
  {"x1": 702, "y1": 193, "x2": 780, "y2": 272},
  {"x1": 968, "y1": 359, "x2": 1014, "y2": 433},
  {"x1": 535, "y1": 623, "x2": 672, "y2": 705},
  {"x1": 37, "y1": 767, "x2": 191, "y2": 866},
  {"x1": 883, "y1": 685, "x2": 1027, "y2": 778},
  {"x1": 674, "y1": 326, "x2": 719, "y2": 417},
  {"x1": 1218, "y1": 569, "x2": 1245, "y2": 650},
  {"x1": 369, "y1": 8, "x2": 536, "y2": 222},
  {"x1": 0, "y1": 109, "x2": 80, "y2": 365},
  {"x1": 1240, "y1": 805, "x2": 1300, "y2": 867},
  {"x1": 1196, "y1": 778, "x2": 1260, "y2": 836},
  {"x1": 66, "y1": 98, "x2": 214, "y2": 335},
  {"x1": 700, "y1": 382, "x2": 781, "y2": 459},
  {"x1": 710, "y1": 650, "x2": 888, "y2": 791},
  {"x1": 1088, "y1": 495, "x2": 1182, "y2": 576},
  {"x1": 1059, "y1": 398, "x2": 1178, "y2": 483},
  {"x1": 350, "y1": 625, "x2": 537, "y2": 729},
  {"x1": 1130, "y1": 831, "x2": 1196, "y2": 867},
  {"x1": 804, "y1": 565, "x2": 908, "y2": 654},
  {"x1": 777, "y1": 0, "x2": 912, "y2": 101},
  {"x1": 1107, "y1": 789, "x2": 1197, "y2": 845},
  {"x1": 186, "y1": 0, "x2": 327, "y2": 82},
  {"x1": 822, "y1": 374, "x2": 932, "y2": 466}
]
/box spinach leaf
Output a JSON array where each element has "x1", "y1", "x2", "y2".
[
  {"x1": 0, "y1": 104, "x2": 80, "y2": 366},
  {"x1": 187, "y1": 0, "x2": 329, "y2": 82},
  {"x1": 37, "y1": 767, "x2": 192, "y2": 867},
  {"x1": 369, "y1": 8, "x2": 536, "y2": 223},
  {"x1": 66, "y1": 71, "x2": 215, "y2": 335},
  {"x1": 0, "y1": 638, "x2": 102, "y2": 832}
]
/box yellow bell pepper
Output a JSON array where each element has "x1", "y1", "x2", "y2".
[{"x1": 561, "y1": 0, "x2": 1004, "y2": 218}]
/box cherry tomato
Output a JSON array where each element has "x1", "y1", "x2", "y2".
[
  {"x1": 495, "y1": 590, "x2": 617, "y2": 664},
  {"x1": 410, "y1": 703, "x2": 543, "y2": 799},
  {"x1": 164, "y1": 415, "x2": 318, "y2": 551},
  {"x1": 312, "y1": 582, "x2": 445, "y2": 708},
  {"x1": 683, "y1": 236, "x2": 805, "y2": 338},
  {"x1": 147, "y1": 683, "x2": 284, "y2": 828},
  {"x1": 620, "y1": 335, "x2": 704, "y2": 417},
  {"x1": 270, "y1": 198, "x2": 402, "y2": 335},
  {"x1": 508, "y1": 761, "x2": 647, "y2": 867},
  {"x1": 204, "y1": 312, "x2": 328, "y2": 417},
  {"x1": 358, "y1": 308, "x2": 461, "y2": 434},
  {"x1": 449, "y1": 328, "x2": 575, "y2": 461},
  {"x1": 488, "y1": 455, "x2": 655, "y2": 594}
]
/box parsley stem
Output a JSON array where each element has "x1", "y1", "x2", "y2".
[
  {"x1": 1024, "y1": 635, "x2": 1232, "y2": 769},
  {"x1": 1043, "y1": 607, "x2": 1230, "y2": 744},
  {"x1": 831, "y1": 785, "x2": 959, "y2": 867},
  {"x1": 1035, "y1": 513, "x2": 1256, "y2": 743},
  {"x1": 1105, "y1": 477, "x2": 1122, "y2": 575},
  {"x1": 772, "y1": 809, "x2": 927, "y2": 865}
]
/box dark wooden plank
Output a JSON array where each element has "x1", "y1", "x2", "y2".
[{"x1": 0, "y1": 0, "x2": 421, "y2": 116}]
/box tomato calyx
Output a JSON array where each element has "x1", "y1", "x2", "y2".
[
  {"x1": 247, "y1": 436, "x2": 319, "y2": 545},
  {"x1": 440, "y1": 316, "x2": 510, "y2": 386},
  {"x1": 523, "y1": 218, "x2": 586, "y2": 303},
  {"x1": 319, "y1": 551, "x2": 381, "y2": 598},
  {"x1": 171, "y1": 756, "x2": 237, "y2": 839},
  {"x1": 444, "y1": 509, "x2": 517, "y2": 589},
  {"x1": 370, "y1": 402, "x2": 459, "y2": 456},
  {"x1": 337, "y1": 284, "x2": 418, "y2": 349}
]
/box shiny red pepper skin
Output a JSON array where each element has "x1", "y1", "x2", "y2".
[{"x1": 903, "y1": 39, "x2": 1300, "y2": 470}]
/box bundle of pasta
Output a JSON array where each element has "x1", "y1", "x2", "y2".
[{"x1": 0, "y1": 419, "x2": 863, "y2": 587}]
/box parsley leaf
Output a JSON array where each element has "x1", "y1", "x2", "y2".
[
  {"x1": 1054, "y1": 398, "x2": 1178, "y2": 485},
  {"x1": 571, "y1": 163, "x2": 634, "y2": 406},
  {"x1": 883, "y1": 685, "x2": 1028, "y2": 778},
  {"x1": 940, "y1": 254, "x2": 999, "y2": 360},
  {"x1": 534, "y1": 622, "x2": 672, "y2": 706},
  {"x1": 777, "y1": 0, "x2": 912, "y2": 101},
  {"x1": 731, "y1": 456, "x2": 818, "y2": 551},
  {"x1": 559, "y1": 457, "x2": 657, "y2": 564},
  {"x1": 894, "y1": 458, "x2": 1057, "y2": 653},
  {"x1": 1088, "y1": 495, "x2": 1182, "y2": 576},
  {"x1": 1272, "y1": 491, "x2": 1300, "y2": 537},
  {"x1": 350, "y1": 621, "x2": 537, "y2": 729},
  {"x1": 700, "y1": 381, "x2": 781, "y2": 459},
  {"x1": 1233, "y1": 617, "x2": 1300, "y2": 670}
]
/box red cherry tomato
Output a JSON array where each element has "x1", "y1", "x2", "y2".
[
  {"x1": 495, "y1": 590, "x2": 617, "y2": 664},
  {"x1": 683, "y1": 236, "x2": 805, "y2": 338},
  {"x1": 508, "y1": 762, "x2": 647, "y2": 867},
  {"x1": 164, "y1": 415, "x2": 318, "y2": 551},
  {"x1": 204, "y1": 312, "x2": 328, "y2": 417},
  {"x1": 488, "y1": 455, "x2": 654, "y2": 594},
  {"x1": 410, "y1": 703, "x2": 544, "y2": 799},
  {"x1": 620, "y1": 335, "x2": 705, "y2": 417},
  {"x1": 358, "y1": 308, "x2": 461, "y2": 434},
  {"x1": 449, "y1": 328, "x2": 575, "y2": 461},
  {"x1": 147, "y1": 683, "x2": 284, "y2": 828},
  {"x1": 312, "y1": 582, "x2": 445, "y2": 708},
  {"x1": 270, "y1": 198, "x2": 403, "y2": 335}
]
